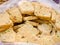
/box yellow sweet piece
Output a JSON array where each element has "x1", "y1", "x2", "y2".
[
  {"x1": 0, "y1": 12, "x2": 13, "y2": 32},
  {"x1": 16, "y1": 23, "x2": 39, "y2": 42},
  {"x1": 0, "y1": 28, "x2": 16, "y2": 42},
  {"x1": 18, "y1": 1, "x2": 34, "y2": 15},
  {"x1": 38, "y1": 24, "x2": 52, "y2": 35},
  {"x1": 34, "y1": 3, "x2": 51, "y2": 20},
  {"x1": 7, "y1": 6, "x2": 22, "y2": 23}
]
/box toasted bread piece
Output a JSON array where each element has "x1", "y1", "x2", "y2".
[
  {"x1": 18, "y1": 1, "x2": 34, "y2": 15},
  {"x1": 23, "y1": 16, "x2": 37, "y2": 21},
  {"x1": 25, "y1": 21, "x2": 39, "y2": 26},
  {"x1": 34, "y1": 2, "x2": 51, "y2": 20},
  {"x1": 0, "y1": 28, "x2": 16, "y2": 42},
  {"x1": 0, "y1": 12, "x2": 13, "y2": 32},
  {"x1": 38, "y1": 24, "x2": 52, "y2": 35},
  {"x1": 7, "y1": 6, "x2": 22, "y2": 23}
]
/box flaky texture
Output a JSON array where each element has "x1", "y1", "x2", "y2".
[{"x1": 17, "y1": 23, "x2": 39, "y2": 36}]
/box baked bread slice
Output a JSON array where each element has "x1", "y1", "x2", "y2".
[
  {"x1": 18, "y1": 1, "x2": 34, "y2": 15},
  {"x1": 0, "y1": 12, "x2": 13, "y2": 32},
  {"x1": 7, "y1": 6, "x2": 22, "y2": 23}
]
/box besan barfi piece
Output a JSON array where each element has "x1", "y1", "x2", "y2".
[
  {"x1": 0, "y1": 12, "x2": 13, "y2": 32},
  {"x1": 16, "y1": 30, "x2": 40, "y2": 43},
  {"x1": 38, "y1": 24, "x2": 52, "y2": 35},
  {"x1": 0, "y1": 28, "x2": 16, "y2": 42},
  {"x1": 16, "y1": 31, "x2": 55, "y2": 45},
  {"x1": 34, "y1": 2, "x2": 51, "y2": 20},
  {"x1": 16, "y1": 23, "x2": 39, "y2": 42},
  {"x1": 7, "y1": 6, "x2": 22, "y2": 23},
  {"x1": 17, "y1": 23, "x2": 39, "y2": 36},
  {"x1": 18, "y1": 1, "x2": 34, "y2": 15}
]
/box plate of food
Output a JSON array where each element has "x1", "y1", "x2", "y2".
[{"x1": 0, "y1": 0, "x2": 60, "y2": 45}]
